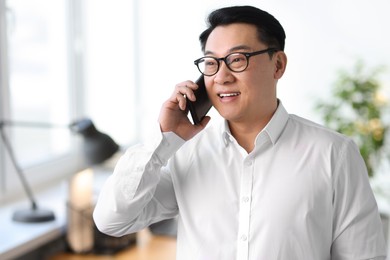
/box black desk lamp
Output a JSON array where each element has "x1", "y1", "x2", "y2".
[{"x1": 0, "y1": 118, "x2": 119, "y2": 223}]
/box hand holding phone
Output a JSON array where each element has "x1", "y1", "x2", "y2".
[{"x1": 186, "y1": 76, "x2": 212, "y2": 125}]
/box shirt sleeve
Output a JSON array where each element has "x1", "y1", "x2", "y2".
[
  {"x1": 331, "y1": 139, "x2": 387, "y2": 260},
  {"x1": 93, "y1": 130, "x2": 185, "y2": 237}
]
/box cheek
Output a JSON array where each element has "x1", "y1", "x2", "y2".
[
  {"x1": 206, "y1": 86, "x2": 216, "y2": 103},
  {"x1": 244, "y1": 81, "x2": 274, "y2": 105},
  {"x1": 249, "y1": 69, "x2": 276, "y2": 93}
]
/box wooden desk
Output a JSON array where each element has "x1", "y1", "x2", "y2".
[{"x1": 50, "y1": 229, "x2": 176, "y2": 260}]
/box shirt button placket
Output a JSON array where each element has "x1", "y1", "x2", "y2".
[
  {"x1": 236, "y1": 158, "x2": 254, "y2": 260},
  {"x1": 242, "y1": 196, "x2": 249, "y2": 203}
]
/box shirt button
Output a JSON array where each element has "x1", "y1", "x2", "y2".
[
  {"x1": 245, "y1": 160, "x2": 253, "y2": 167},
  {"x1": 242, "y1": 196, "x2": 249, "y2": 203},
  {"x1": 241, "y1": 234, "x2": 248, "y2": 241}
]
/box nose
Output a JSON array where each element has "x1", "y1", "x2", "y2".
[{"x1": 214, "y1": 61, "x2": 234, "y2": 85}]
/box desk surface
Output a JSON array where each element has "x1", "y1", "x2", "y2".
[{"x1": 50, "y1": 229, "x2": 176, "y2": 260}]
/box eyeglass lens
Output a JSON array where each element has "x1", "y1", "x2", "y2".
[{"x1": 196, "y1": 53, "x2": 248, "y2": 76}]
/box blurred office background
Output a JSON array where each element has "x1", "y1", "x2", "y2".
[{"x1": 0, "y1": 0, "x2": 389, "y2": 258}]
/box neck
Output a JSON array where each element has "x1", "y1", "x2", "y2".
[
  {"x1": 228, "y1": 119, "x2": 267, "y2": 153},
  {"x1": 228, "y1": 101, "x2": 278, "y2": 153}
]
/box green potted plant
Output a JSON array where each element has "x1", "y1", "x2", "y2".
[{"x1": 315, "y1": 60, "x2": 389, "y2": 177}]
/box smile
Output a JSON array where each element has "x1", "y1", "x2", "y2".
[{"x1": 218, "y1": 92, "x2": 241, "y2": 98}]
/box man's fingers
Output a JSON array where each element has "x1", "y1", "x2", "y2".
[
  {"x1": 175, "y1": 91, "x2": 187, "y2": 110},
  {"x1": 175, "y1": 82, "x2": 198, "y2": 101}
]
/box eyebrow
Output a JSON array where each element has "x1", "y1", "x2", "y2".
[{"x1": 204, "y1": 45, "x2": 252, "y2": 56}]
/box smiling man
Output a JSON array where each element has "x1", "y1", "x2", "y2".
[{"x1": 93, "y1": 6, "x2": 387, "y2": 260}]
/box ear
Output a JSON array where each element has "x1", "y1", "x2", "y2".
[{"x1": 274, "y1": 51, "x2": 287, "y2": 79}]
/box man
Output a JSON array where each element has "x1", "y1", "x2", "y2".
[{"x1": 93, "y1": 5, "x2": 387, "y2": 259}]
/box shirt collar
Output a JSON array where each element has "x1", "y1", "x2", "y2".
[
  {"x1": 221, "y1": 100, "x2": 289, "y2": 147},
  {"x1": 222, "y1": 121, "x2": 233, "y2": 147},
  {"x1": 263, "y1": 100, "x2": 289, "y2": 145}
]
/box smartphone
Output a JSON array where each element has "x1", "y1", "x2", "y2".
[{"x1": 186, "y1": 75, "x2": 212, "y2": 125}]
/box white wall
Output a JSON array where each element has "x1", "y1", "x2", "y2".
[
  {"x1": 136, "y1": 0, "x2": 390, "y2": 139},
  {"x1": 84, "y1": 0, "x2": 390, "y2": 143}
]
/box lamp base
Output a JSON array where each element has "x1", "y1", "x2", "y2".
[{"x1": 12, "y1": 208, "x2": 55, "y2": 223}]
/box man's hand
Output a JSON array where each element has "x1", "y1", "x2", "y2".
[{"x1": 158, "y1": 80, "x2": 210, "y2": 140}]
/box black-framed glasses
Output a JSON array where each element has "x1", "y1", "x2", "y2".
[{"x1": 194, "y1": 48, "x2": 278, "y2": 76}]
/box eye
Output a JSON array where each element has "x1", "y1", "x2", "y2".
[
  {"x1": 227, "y1": 54, "x2": 246, "y2": 65},
  {"x1": 204, "y1": 58, "x2": 218, "y2": 67}
]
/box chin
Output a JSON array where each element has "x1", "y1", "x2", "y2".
[{"x1": 219, "y1": 111, "x2": 241, "y2": 122}]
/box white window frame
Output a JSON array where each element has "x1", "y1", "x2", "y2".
[{"x1": 0, "y1": 0, "x2": 10, "y2": 198}]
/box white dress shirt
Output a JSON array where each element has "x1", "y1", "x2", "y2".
[{"x1": 93, "y1": 102, "x2": 387, "y2": 260}]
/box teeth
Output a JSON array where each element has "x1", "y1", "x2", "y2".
[{"x1": 219, "y1": 93, "x2": 240, "y2": 98}]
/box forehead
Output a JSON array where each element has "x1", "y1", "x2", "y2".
[{"x1": 204, "y1": 23, "x2": 263, "y2": 55}]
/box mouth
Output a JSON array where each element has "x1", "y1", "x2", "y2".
[{"x1": 218, "y1": 92, "x2": 241, "y2": 98}]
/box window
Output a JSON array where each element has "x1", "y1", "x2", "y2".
[
  {"x1": 0, "y1": 0, "x2": 83, "y2": 200},
  {"x1": 0, "y1": 0, "x2": 139, "y2": 201},
  {"x1": 6, "y1": 0, "x2": 71, "y2": 166}
]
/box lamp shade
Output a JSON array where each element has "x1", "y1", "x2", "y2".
[{"x1": 71, "y1": 119, "x2": 119, "y2": 165}]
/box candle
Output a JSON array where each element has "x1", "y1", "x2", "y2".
[{"x1": 67, "y1": 168, "x2": 94, "y2": 253}]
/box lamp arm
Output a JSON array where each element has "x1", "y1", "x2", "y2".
[
  {"x1": 0, "y1": 119, "x2": 72, "y2": 209},
  {"x1": 0, "y1": 127, "x2": 38, "y2": 209},
  {"x1": 0, "y1": 118, "x2": 116, "y2": 223}
]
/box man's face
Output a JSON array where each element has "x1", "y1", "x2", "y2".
[{"x1": 203, "y1": 23, "x2": 285, "y2": 124}]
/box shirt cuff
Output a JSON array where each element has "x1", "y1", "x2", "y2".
[{"x1": 154, "y1": 131, "x2": 186, "y2": 165}]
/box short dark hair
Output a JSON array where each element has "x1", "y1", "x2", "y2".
[{"x1": 199, "y1": 6, "x2": 286, "y2": 52}]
